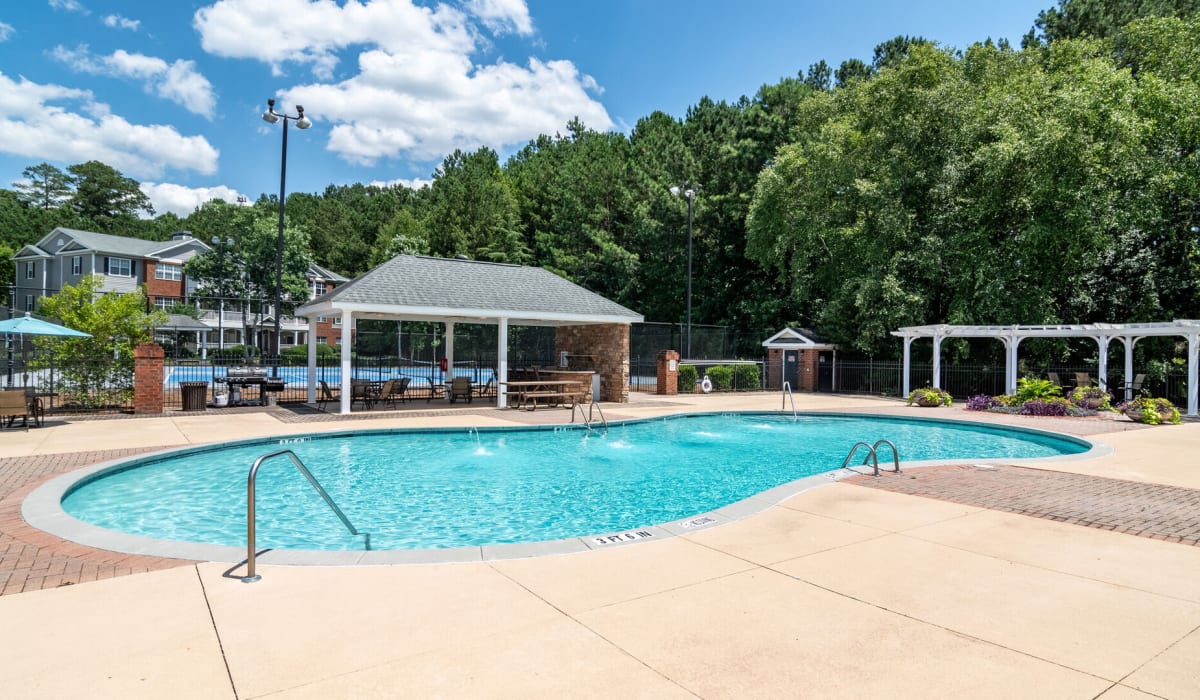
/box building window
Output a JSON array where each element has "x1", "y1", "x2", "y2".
[
  {"x1": 24, "y1": 262, "x2": 34, "y2": 279},
  {"x1": 72, "y1": 256, "x2": 82, "y2": 275},
  {"x1": 334, "y1": 337, "x2": 341, "y2": 346},
  {"x1": 317, "y1": 336, "x2": 327, "y2": 345},
  {"x1": 153, "y1": 297, "x2": 178, "y2": 311},
  {"x1": 107, "y1": 257, "x2": 132, "y2": 277},
  {"x1": 332, "y1": 316, "x2": 342, "y2": 326},
  {"x1": 310, "y1": 279, "x2": 324, "y2": 299},
  {"x1": 24, "y1": 295, "x2": 33, "y2": 312},
  {"x1": 155, "y1": 263, "x2": 182, "y2": 281}
]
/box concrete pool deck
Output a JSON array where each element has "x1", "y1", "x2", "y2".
[{"x1": 1, "y1": 392, "x2": 1199, "y2": 698}]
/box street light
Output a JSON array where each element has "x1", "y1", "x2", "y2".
[
  {"x1": 670, "y1": 184, "x2": 698, "y2": 359},
  {"x1": 210, "y1": 236, "x2": 235, "y2": 358},
  {"x1": 262, "y1": 98, "x2": 312, "y2": 376}
]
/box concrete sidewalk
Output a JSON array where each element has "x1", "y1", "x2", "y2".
[{"x1": 1, "y1": 393, "x2": 1198, "y2": 698}]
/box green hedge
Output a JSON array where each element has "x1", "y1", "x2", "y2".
[
  {"x1": 731, "y1": 364, "x2": 760, "y2": 391},
  {"x1": 677, "y1": 364, "x2": 698, "y2": 392}
]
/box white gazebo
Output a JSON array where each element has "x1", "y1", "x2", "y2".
[
  {"x1": 295, "y1": 255, "x2": 643, "y2": 414},
  {"x1": 892, "y1": 320, "x2": 1200, "y2": 416}
]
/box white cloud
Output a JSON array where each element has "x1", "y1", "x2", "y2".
[
  {"x1": 369, "y1": 177, "x2": 431, "y2": 190},
  {"x1": 0, "y1": 71, "x2": 219, "y2": 178},
  {"x1": 49, "y1": 0, "x2": 88, "y2": 14},
  {"x1": 465, "y1": 0, "x2": 532, "y2": 36},
  {"x1": 194, "y1": 0, "x2": 610, "y2": 165},
  {"x1": 140, "y1": 182, "x2": 245, "y2": 217},
  {"x1": 51, "y1": 45, "x2": 217, "y2": 117},
  {"x1": 102, "y1": 14, "x2": 140, "y2": 31},
  {"x1": 0, "y1": 22, "x2": 13, "y2": 42}
]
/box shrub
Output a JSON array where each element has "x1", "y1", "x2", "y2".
[
  {"x1": 1018, "y1": 398, "x2": 1072, "y2": 416},
  {"x1": 677, "y1": 364, "x2": 698, "y2": 393},
  {"x1": 281, "y1": 343, "x2": 338, "y2": 365},
  {"x1": 907, "y1": 386, "x2": 953, "y2": 406},
  {"x1": 707, "y1": 365, "x2": 733, "y2": 392},
  {"x1": 1118, "y1": 396, "x2": 1182, "y2": 425},
  {"x1": 965, "y1": 394, "x2": 1002, "y2": 411},
  {"x1": 730, "y1": 363, "x2": 761, "y2": 391},
  {"x1": 1016, "y1": 377, "x2": 1061, "y2": 402}
]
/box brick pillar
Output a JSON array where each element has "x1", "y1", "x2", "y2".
[
  {"x1": 656, "y1": 350, "x2": 680, "y2": 395},
  {"x1": 133, "y1": 343, "x2": 164, "y2": 414}
]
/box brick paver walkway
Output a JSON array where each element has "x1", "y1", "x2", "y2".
[
  {"x1": 846, "y1": 464, "x2": 1200, "y2": 546},
  {"x1": 0, "y1": 447, "x2": 195, "y2": 596}
]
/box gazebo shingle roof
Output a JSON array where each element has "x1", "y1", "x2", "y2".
[{"x1": 297, "y1": 255, "x2": 642, "y2": 324}]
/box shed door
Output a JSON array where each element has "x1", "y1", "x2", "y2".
[{"x1": 784, "y1": 350, "x2": 800, "y2": 389}]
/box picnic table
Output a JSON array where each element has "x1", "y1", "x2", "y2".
[{"x1": 500, "y1": 380, "x2": 586, "y2": 411}]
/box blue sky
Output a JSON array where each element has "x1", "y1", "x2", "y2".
[{"x1": 0, "y1": 0, "x2": 1049, "y2": 218}]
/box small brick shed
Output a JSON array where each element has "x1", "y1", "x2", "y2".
[
  {"x1": 762, "y1": 327, "x2": 838, "y2": 392},
  {"x1": 295, "y1": 255, "x2": 643, "y2": 413}
]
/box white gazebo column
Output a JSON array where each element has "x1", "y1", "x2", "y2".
[
  {"x1": 902, "y1": 336, "x2": 914, "y2": 396},
  {"x1": 1004, "y1": 336, "x2": 1022, "y2": 395},
  {"x1": 1095, "y1": 335, "x2": 1110, "y2": 392},
  {"x1": 339, "y1": 309, "x2": 353, "y2": 415},
  {"x1": 1122, "y1": 336, "x2": 1136, "y2": 402},
  {"x1": 931, "y1": 334, "x2": 943, "y2": 389},
  {"x1": 444, "y1": 321, "x2": 455, "y2": 383},
  {"x1": 306, "y1": 316, "x2": 317, "y2": 404},
  {"x1": 497, "y1": 318, "x2": 509, "y2": 409},
  {"x1": 1189, "y1": 333, "x2": 1199, "y2": 417}
]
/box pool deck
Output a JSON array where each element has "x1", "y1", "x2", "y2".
[{"x1": 1, "y1": 392, "x2": 1199, "y2": 698}]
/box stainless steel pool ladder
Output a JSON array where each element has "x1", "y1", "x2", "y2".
[
  {"x1": 840, "y1": 439, "x2": 900, "y2": 477},
  {"x1": 571, "y1": 398, "x2": 608, "y2": 432},
  {"x1": 782, "y1": 381, "x2": 797, "y2": 420},
  {"x1": 242, "y1": 449, "x2": 368, "y2": 583}
]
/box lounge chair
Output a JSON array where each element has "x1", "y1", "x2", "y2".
[
  {"x1": 318, "y1": 380, "x2": 339, "y2": 411},
  {"x1": 1074, "y1": 372, "x2": 1093, "y2": 388},
  {"x1": 448, "y1": 376, "x2": 473, "y2": 404},
  {"x1": 383, "y1": 377, "x2": 410, "y2": 406},
  {"x1": 0, "y1": 389, "x2": 32, "y2": 430},
  {"x1": 351, "y1": 381, "x2": 375, "y2": 410},
  {"x1": 1047, "y1": 372, "x2": 1063, "y2": 390},
  {"x1": 473, "y1": 377, "x2": 497, "y2": 401},
  {"x1": 1124, "y1": 373, "x2": 1146, "y2": 397}
]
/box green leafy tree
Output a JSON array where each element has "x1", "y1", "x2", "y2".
[
  {"x1": 425, "y1": 147, "x2": 527, "y2": 263},
  {"x1": 14, "y1": 163, "x2": 73, "y2": 210},
  {"x1": 369, "y1": 209, "x2": 428, "y2": 266},
  {"x1": 1024, "y1": 0, "x2": 1200, "y2": 45},
  {"x1": 67, "y1": 161, "x2": 154, "y2": 232},
  {"x1": 33, "y1": 275, "x2": 167, "y2": 407}
]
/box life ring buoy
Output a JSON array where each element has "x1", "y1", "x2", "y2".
[{"x1": 700, "y1": 375, "x2": 713, "y2": 393}]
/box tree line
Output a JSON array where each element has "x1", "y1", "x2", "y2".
[{"x1": 2, "y1": 0, "x2": 1198, "y2": 362}]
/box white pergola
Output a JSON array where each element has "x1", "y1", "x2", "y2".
[{"x1": 891, "y1": 320, "x2": 1200, "y2": 416}]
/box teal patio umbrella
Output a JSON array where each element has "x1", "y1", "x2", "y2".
[{"x1": 0, "y1": 312, "x2": 91, "y2": 387}]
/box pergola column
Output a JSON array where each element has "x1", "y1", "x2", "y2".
[
  {"x1": 1004, "y1": 336, "x2": 1022, "y2": 394},
  {"x1": 1122, "y1": 336, "x2": 1136, "y2": 402},
  {"x1": 1189, "y1": 333, "x2": 1198, "y2": 417},
  {"x1": 931, "y1": 334, "x2": 943, "y2": 389},
  {"x1": 902, "y1": 336, "x2": 914, "y2": 396},
  {"x1": 497, "y1": 318, "x2": 509, "y2": 409},
  {"x1": 1095, "y1": 335, "x2": 1110, "y2": 392}
]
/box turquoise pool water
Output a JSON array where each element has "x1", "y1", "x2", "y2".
[{"x1": 62, "y1": 413, "x2": 1089, "y2": 551}]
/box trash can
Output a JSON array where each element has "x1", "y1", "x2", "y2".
[{"x1": 180, "y1": 381, "x2": 209, "y2": 411}]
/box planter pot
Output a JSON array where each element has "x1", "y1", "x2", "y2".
[
  {"x1": 1076, "y1": 398, "x2": 1105, "y2": 410},
  {"x1": 1124, "y1": 408, "x2": 1147, "y2": 423},
  {"x1": 915, "y1": 397, "x2": 944, "y2": 407}
]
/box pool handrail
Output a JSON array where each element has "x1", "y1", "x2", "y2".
[
  {"x1": 781, "y1": 381, "x2": 797, "y2": 420},
  {"x1": 840, "y1": 440, "x2": 902, "y2": 477},
  {"x1": 243, "y1": 449, "x2": 365, "y2": 583}
]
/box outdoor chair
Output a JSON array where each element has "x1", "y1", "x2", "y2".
[
  {"x1": 351, "y1": 381, "x2": 375, "y2": 410},
  {"x1": 383, "y1": 377, "x2": 410, "y2": 406},
  {"x1": 375, "y1": 379, "x2": 395, "y2": 408},
  {"x1": 1074, "y1": 372, "x2": 1094, "y2": 388},
  {"x1": 1047, "y1": 372, "x2": 1063, "y2": 390},
  {"x1": 473, "y1": 378, "x2": 497, "y2": 401},
  {"x1": 318, "y1": 380, "x2": 338, "y2": 411},
  {"x1": 1125, "y1": 373, "x2": 1146, "y2": 396},
  {"x1": 0, "y1": 389, "x2": 32, "y2": 430},
  {"x1": 448, "y1": 376, "x2": 473, "y2": 404}
]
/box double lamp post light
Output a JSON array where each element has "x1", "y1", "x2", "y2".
[
  {"x1": 261, "y1": 98, "x2": 311, "y2": 376},
  {"x1": 670, "y1": 184, "x2": 698, "y2": 359}
]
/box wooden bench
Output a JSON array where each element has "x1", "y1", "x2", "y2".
[{"x1": 516, "y1": 384, "x2": 586, "y2": 411}]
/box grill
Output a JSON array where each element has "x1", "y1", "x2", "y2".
[{"x1": 217, "y1": 367, "x2": 285, "y2": 406}]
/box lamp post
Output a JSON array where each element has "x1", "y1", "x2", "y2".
[
  {"x1": 262, "y1": 98, "x2": 312, "y2": 376},
  {"x1": 670, "y1": 184, "x2": 698, "y2": 359}
]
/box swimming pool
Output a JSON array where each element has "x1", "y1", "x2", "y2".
[{"x1": 45, "y1": 413, "x2": 1091, "y2": 557}]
